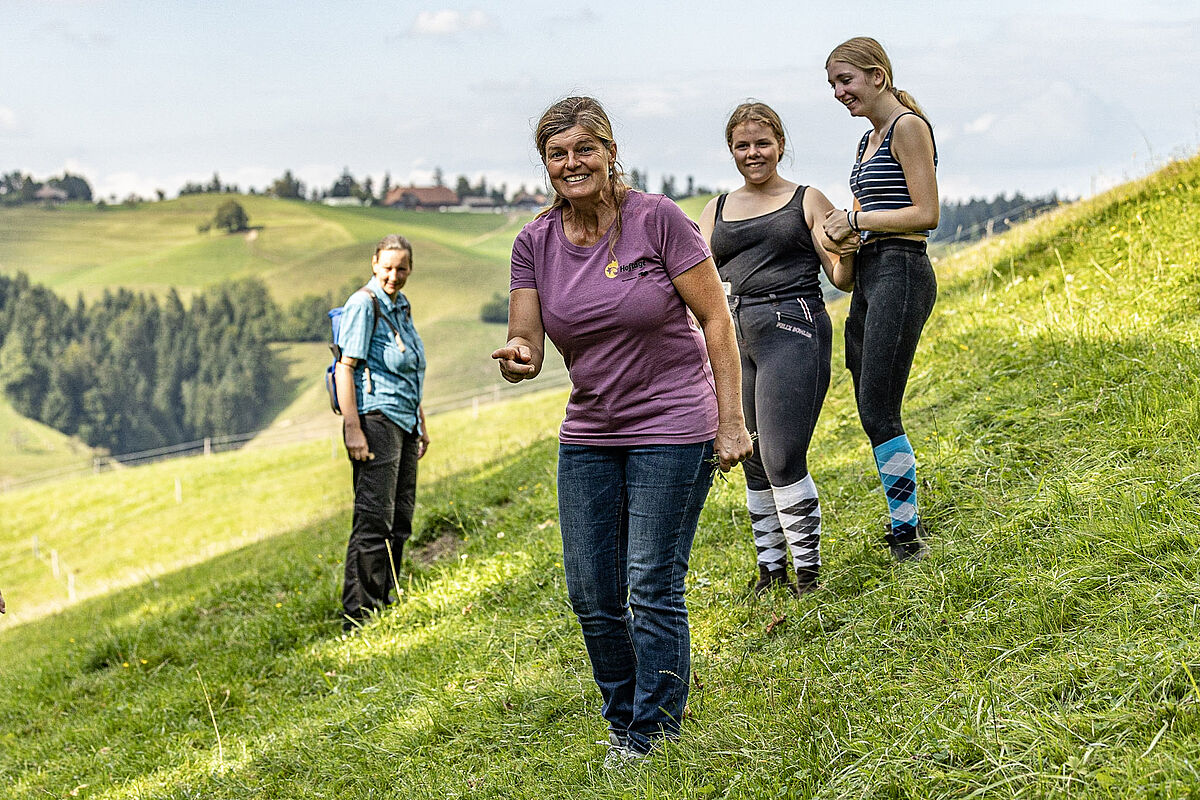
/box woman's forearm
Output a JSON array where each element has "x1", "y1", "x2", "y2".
[
  {"x1": 701, "y1": 314, "x2": 745, "y2": 425},
  {"x1": 855, "y1": 205, "x2": 939, "y2": 234},
  {"x1": 335, "y1": 360, "x2": 360, "y2": 430}
]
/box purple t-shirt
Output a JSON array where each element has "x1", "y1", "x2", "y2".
[{"x1": 510, "y1": 191, "x2": 718, "y2": 445}]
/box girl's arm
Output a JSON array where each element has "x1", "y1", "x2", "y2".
[
  {"x1": 804, "y1": 187, "x2": 855, "y2": 292},
  {"x1": 698, "y1": 196, "x2": 719, "y2": 246},
  {"x1": 416, "y1": 404, "x2": 429, "y2": 458},
  {"x1": 856, "y1": 114, "x2": 939, "y2": 234}
]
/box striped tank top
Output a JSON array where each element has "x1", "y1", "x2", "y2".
[{"x1": 849, "y1": 111, "x2": 938, "y2": 239}]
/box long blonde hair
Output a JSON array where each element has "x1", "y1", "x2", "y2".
[
  {"x1": 533, "y1": 96, "x2": 631, "y2": 257},
  {"x1": 826, "y1": 37, "x2": 929, "y2": 121}
]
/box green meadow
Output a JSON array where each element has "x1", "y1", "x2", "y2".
[{"x1": 3, "y1": 157, "x2": 1200, "y2": 797}]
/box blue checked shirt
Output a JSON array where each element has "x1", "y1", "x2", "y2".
[{"x1": 336, "y1": 277, "x2": 426, "y2": 433}]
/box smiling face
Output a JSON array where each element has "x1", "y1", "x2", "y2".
[
  {"x1": 543, "y1": 124, "x2": 616, "y2": 207},
  {"x1": 729, "y1": 120, "x2": 783, "y2": 186},
  {"x1": 827, "y1": 60, "x2": 883, "y2": 118},
  {"x1": 372, "y1": 248, "x2": 412, "y2": 298}
]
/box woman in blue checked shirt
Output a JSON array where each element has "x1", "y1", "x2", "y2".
[{"x1": 334, "y1": 234, "x2": 429, "y2": 630}]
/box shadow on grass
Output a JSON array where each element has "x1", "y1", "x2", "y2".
[{"x1": 0, "y1": 436, "x2": 577, "y2": 794}]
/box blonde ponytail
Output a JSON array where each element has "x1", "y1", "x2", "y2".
[{"x1": 828, "y1": 37, "x2": 930, "y2": 123}]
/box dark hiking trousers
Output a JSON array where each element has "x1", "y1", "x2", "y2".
[{"x1": 342, "y1": 411, "x2": 420, "y2": 625}]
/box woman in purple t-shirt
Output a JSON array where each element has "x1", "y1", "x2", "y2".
[{"x1": 492, "y1": 96, "x2": 752, "y2": 763}]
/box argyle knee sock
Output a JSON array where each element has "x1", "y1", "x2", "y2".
[
  {"x1": 873, "y1": 434, "x2": 919, "y2": 541},
  {"x1": 773, "y1": 474, "x2": 821, "y2": 573},
  {"x1": 746, "y1": 486, "x2": 787, "y2": 572}
]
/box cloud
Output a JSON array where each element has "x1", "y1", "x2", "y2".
[
  {"x1": 957, "y1": 81, "x2": 1144, "y2": 169},
  {"x1": 34, "y1": 20, "x2": 112, "y2": 49},
  {"x1": 548, "y1": 8, "x2": 598, "y2": 24},
  {"x1": 411, "y1": 9, "x2": 495, "y2": 36},
  {"x1": 624, "y1": 91, "x2": 677, "y2": 119},
  {"x1": 963, "y1": 113, "x2": 996, "y2": 135},
  {"x1": 0, "y1": 106, "x2": 16, "y2": 132},
  {"x1": 94, "y1": 171, "x2": 161, "y2": 201}
]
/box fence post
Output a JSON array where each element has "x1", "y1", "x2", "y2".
[
  {"x1": 203, "y1": 437, "x2": 212, "y2": 456},
  {"x1": 51, "y1": 549, "x2": 60, "y2": 578}
]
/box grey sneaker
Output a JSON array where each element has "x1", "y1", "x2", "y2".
[{"x1": 601, "y1": 733, "x2": 649, "y2": 769}]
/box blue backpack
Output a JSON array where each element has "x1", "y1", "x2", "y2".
[{"x1": 325, "y1": 288, "x2": 402, "y2": 414}]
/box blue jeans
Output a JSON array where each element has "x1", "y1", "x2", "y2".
[{"x1": 557, "y1": 440, "x2": 715, "y2": 754}]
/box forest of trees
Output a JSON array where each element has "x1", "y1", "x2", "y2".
[
  {"x1": 0, "y1": 171, "x2": 94, "y2": 205},
  {"x1": 0, "y1": 273, "x2": 285, "y2": 455},
  {"x1": 931, "y1": 193, "x2": 1065, "y2": 244}
]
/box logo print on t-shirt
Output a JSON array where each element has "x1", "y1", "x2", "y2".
[{"x1": 605, "y1": 258, "x2": 650, "y2": 279}]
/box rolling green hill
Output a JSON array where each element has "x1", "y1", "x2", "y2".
[
  {"x1": 0, "y1": 196, "x2": 546, "y2": 479},
  {"x1": 0, "y1": 195, "x2": 527, "y2": 303},
  {"x1": 3, "y1": 160, "x2": 1200, "y2": 798}
]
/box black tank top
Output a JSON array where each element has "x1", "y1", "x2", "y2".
[{"x1": 711, "y1": 186, "x2": 822, "y2": 299}]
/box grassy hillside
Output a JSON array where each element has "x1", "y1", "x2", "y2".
[
  {"x1": 0, "y1": 400, "x2": 94, "y2": 488},
  {"x1": 0, "y1": 387, "x2": 569, "y2": 627},
  {"x1": 4, "y1": 158, "x2": 1200, "y2": 797},
  {"x1": 0, "y1": 196, "x2": 526, "y2": 302}
]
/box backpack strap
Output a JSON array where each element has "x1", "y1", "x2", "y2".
[
  {"x1": 361, "y1": 288, "x2": 407, "y2": 354},
  {"x1": 334, "y1": 288, "x2": 386, "y2": 367},
  {"x1": 362, "y1": 288, "x2": 402, "y2": 340}
]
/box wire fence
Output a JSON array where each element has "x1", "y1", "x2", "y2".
[
  {"x1": 932, "y1": 197, "x2": 1062, "y2": 246},
  {"x1": 0, "y1": 368, "x2": 572, "y2": 494}
]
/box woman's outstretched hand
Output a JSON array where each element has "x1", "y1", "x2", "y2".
[{"x1": 491, "y1": 344, "x2": 537, "y2": 383}]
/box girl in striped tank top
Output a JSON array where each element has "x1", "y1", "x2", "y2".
[{"x1": 823, "y1": 36, "x2": 939, "y2": 563}]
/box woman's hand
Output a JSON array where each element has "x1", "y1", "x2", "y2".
[
  {"x1": 714, "y1": 420, "x2": 754, "y2": 473},
  {"x1": 823, "y1": 208, "x2": 862, "y2": 252},
  {"x1": 344, "y1": 423, "x2": 371, "y2": 461},
  {"x1": 417, "y1": 410, "x2": 432, "y2": 460},
  {"x1": 491, "y1": 344, "x2": 538, "y2": 383}
]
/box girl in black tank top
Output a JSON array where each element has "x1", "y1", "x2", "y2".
[
  {"x1": 700, "y1": 102, "x2": 853, "y2": 596},
  {"x1": 710, "y1": 186, "x2": 824, "y2": 300}
]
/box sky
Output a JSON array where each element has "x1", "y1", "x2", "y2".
[{"x1": 3, "y1": 0, "x2": 1198, "y2": 209}]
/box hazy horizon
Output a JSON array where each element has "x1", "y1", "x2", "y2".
[{"x1": 4, "y1": 1, "x2": 1197, "y2": 208}]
